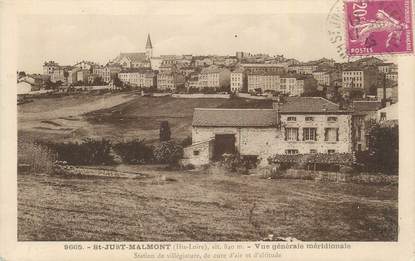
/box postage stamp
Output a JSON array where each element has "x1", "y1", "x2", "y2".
[{"x1": 345, "y1": 0, "x2": 414, "y2": 56}]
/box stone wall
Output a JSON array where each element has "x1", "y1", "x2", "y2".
[
  {"x1": 183, "y1": 140, "x2": 214, "y2": 166},
  {"x1": 263, "y1": 168, "x2": 398, "y2": 185}
]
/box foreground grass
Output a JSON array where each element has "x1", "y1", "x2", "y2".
[{"x1": 18, "y1": 166, "x2": 398, "y2": 241}]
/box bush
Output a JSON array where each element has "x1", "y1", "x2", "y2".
[
  {"x1": 18, "y1": 141, "x2": 56, "y2": 174},
  {"x1": 113, "y1": 139, "x2": 153, "y2": 164},
  {"x1": 40, "y1": 138, "x2": 114, "y2": 165},
  {"x1": 220, "y1": 154, "x2": 258, "y2": 175},
  {"x1": 260, "y1": 165, "x2": 283, "y2": 179},
  {"x1": 153, "y1": 141, "x2": 183, "y2": 165}
]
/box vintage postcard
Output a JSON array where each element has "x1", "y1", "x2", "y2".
[{"x1": 0, "y1": 0, "x2": 414, "y2": 260}]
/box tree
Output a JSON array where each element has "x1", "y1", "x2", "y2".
[
  {"x1": 364, "y1": 124, "x2": 399, "y2": 174},
  {"x1": 93, "y1": 76, "x2": 104, "y2": 86},
  {"x1": 18, "y1": 71, "x2": 26, "y2": 78},
  {"x1": 63, "y1": 70, "x2": 69, "y2": 83},
  {"x1": 159, "y1": 121, "x2": 171, "y2": 141},
  {"x1": 113, "y1": 76, "x2": 123, "y2": 87}
]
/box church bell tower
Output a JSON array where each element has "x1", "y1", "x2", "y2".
[{"x1": 145, "y1": 33, "x2": 153, "y2": 59}]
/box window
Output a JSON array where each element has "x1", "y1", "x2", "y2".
[
  {"x1": 327, "y1": 116, "x2": 338, "y2": 122},
  {"x1": 305, "y1": 116, "x2": 314, "y2": 121},
  {"x1": 325, "y1": 128, "x2": 339, "y2": 142},
  {"x1": 285, "y1": 128, "x2": 299, "y2": 141},
  {"x1": 310, "y1": 149, "x2": 317, "y2": 154},
  {"x1": 287, "y1": 116, "x2": 296, "y2": 121},
  {"x1": 285, "y1": 149, "x2": 299, "y2": 155},
  {"x1": 193, "y1": 150, "x2": 200, "y2": 156},
  {"x1": 380, "y1": 112, "x2": 386, "y2": 121},
  {"x1": 357, "y1": 126, "x2": 362, "y2": 141},
  {"x1": 303, "y1": 128, "x2": 317, "y2": 141},
  {"x1": 328, "y1": 149, "x2": 335, "y2": 154}
]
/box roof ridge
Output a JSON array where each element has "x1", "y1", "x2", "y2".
[
  {"x1": 316, "y1": 96, "x2": 340, "y2": 106},
  {"x1": 194, "y1": 108, "x2": 275, "y2": 111}
]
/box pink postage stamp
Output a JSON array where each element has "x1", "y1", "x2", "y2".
[{"x1": 345, "y1": 0, "x2": 413, "y2": 56}]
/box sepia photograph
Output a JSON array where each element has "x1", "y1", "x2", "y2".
[{"x1": 13, "y1": 0, "x2": 407, "y2": 244}]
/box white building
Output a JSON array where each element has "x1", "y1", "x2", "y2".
[{"x1": 184, "y1": 97, "x2": 352, "y2": 166}]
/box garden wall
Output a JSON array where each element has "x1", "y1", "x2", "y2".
[{"x1": 263, "y1": 168, "x2": 398, "y2": 185}]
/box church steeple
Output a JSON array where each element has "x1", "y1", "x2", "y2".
[
  {"x1": 145, "y1": 34, "x2": 153, "y2": 59},
  {"x1": 146, "y1": 34, "x2": 153, "y2": 49}
]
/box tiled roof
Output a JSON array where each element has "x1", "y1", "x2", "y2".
[
  {"x1": 232, "y1": 67, "x2": 245, "y2": 73},
  {"x1": 114, "y1": 52, "x2": 147, "y2": 63},
  {"x1": 352, "y1": 101, "x2": 382, "y2": 112},
  {"x1": 278, "y1": 97, "x2": 342, "y2": 113},
  {"x1": 200, "y1": 66, "x2": 228, "y2": 74},
  {"x1": 119, "y1": 68, "x2": 154, "y2": 74},
  {"x1": 242, "y1": 63, "x2": 285, "y2": 68},
  {"x1": 192, "y1": 108, "x2": 278, "y2": 127},
  {"x1": 247, "y1": 71, "x2": 281, "y2": 76}
]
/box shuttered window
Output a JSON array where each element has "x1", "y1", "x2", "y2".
[
  {"x1": 285, "y1": 128, "x2": 299, "y2": 141},
  {"x1": 324, "y1": 128, "x2": 339, "y2": 142},
  {"x1": 303, "y1": 128, "x2": 317, "y2": 141}
]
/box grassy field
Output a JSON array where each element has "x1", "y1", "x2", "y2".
[
  {"x1": 18, "y1": 165, "x2": 398, "y2": 241},
  {"x1": 18, "y1": 94, "x2": 233, "y2": 143}
]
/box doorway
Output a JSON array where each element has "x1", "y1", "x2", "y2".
[{"x1": 213, "y1": 134, "x2": 236, "y2": 160}]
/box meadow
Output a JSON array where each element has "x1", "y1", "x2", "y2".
[
  {"x1": 17, "y1": 94, "x2": 398, "y2": 242},
  {"x1": 18, "y1": 93, "x2": 229, "y2": 143},
  {"x1": 18, "y1": 165, "x2": 398, "y2": 241}
]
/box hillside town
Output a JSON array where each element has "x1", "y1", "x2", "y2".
[
  {"x1": 15, "y1": 14, "x2": 400, "y2": 243},
  {"x1": 18, "y1": 34, "x2": 398, "y2": 100},
  {"x1": 17, "y1": 33, "x2": 398, "y2": 167}
]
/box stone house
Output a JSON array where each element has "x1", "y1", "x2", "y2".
[
  {"x1": 287, "y1": 63, "x2": 318, "y2": 75},
  {"x1": 183, "y1": 97, "x2": 352, "y2": 166},
  {"x1": 156, "y1": 64, "x2": 185, "y2": 91},
  {"x1": 230, "y1": 67, "x2": 246, "y2": 93},
  {"x1": 247, "y1": 72, "x2": 280, "y2": 93},
  {"x1": 112, "y1": 52, "x2": 150, "y2": 69},
  {"x1": 197, "y1": 66, "x2": 231, "y2": 90},
  {"x1": 341, "y1": 67, "x2": 380, "y2": 94},
  {"x1": 118, "y1": 68, "x2": 156, "y2": 88}
]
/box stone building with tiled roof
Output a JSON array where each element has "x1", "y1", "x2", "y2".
[
  {"x1": 183, "y1": 97, "x2": 353, "y2": 166},
  {"x1": 111, "y1": 34, "x2": 153, "y2": 69},
  {"x1": 197, "y1": 66, "x2": 231, "y2": 90},
  {"x1": 118, "y1": 68, "x2": 156, "y2": 88},
  {"x1": 112, "y1": 52, "x2": 150, "y2": 69}
]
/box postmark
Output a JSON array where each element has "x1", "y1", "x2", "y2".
[
  {"x1": 327, "y1": 0, "x2": 349, "y2": 59},
  {"x1": 345, "y1": 0, "x2": 414, "y2": 56}
]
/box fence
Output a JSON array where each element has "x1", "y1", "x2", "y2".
[{"x1": 237, "y1": 93, "x2": 269, "y2": 100}]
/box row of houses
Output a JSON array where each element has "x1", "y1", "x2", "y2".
[
  {"x1": 40, "y1": 57, "x2": 398, "y2": 102},
  {"x1": 37, "y1": 35, "x2": 398, "y2": 101},
  {"x1": 183, "y1": 97, "x2": 398, "y2": 166}
]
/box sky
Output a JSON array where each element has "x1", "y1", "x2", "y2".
[{"x1": 17, "y1": 3, "x2": 344, "y2": 73}]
